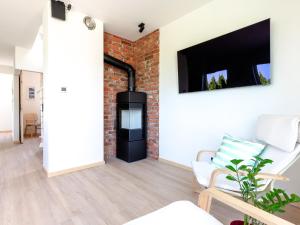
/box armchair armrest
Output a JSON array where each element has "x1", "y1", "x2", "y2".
[
  {"x1": 198, "y1": 188, "x2": 294, "y2": 225},
  {"x1": 196, "y1": 150, "x2": 217, "y2": 161},
  {"x1": 209, "y1": 168, "x2": 289, "y2": 188}
]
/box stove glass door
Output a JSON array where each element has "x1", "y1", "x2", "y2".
[{"x1": 121, "y1": 108, "x2": 142, "y2": 130}]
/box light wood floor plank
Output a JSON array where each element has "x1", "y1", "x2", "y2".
[{"x1": 0, "y1": 135, "x2": 298, "y2": 225}]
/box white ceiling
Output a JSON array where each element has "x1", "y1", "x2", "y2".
[
  {"x1": 0, "y1": 0, "x2": 212, "y2": 65},
  {"x1": 0, "y1": 0, "x2": 46, "y2": 66},
  {"x1": 72, "y1": 0, "x2": 213, "y2": 41}
]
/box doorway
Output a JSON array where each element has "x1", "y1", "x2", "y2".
[{"x1": 20, "y1": 70, "x2": 43, "y2": 142}]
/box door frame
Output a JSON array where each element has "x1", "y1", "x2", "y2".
[
  {"x1": 19, "y1": 74, "x2": 23, "y2": 143},
  {"x1": 18, "y1": 70, "x2": 43, "y2": 143}
]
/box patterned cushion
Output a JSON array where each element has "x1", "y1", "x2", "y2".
[{"x1": 212, "y1": 134, "x2": 266, "y2": 168}]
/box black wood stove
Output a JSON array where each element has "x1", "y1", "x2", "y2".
[{"x1": 104, "y1": 54, "x2": 147, "y2": 162}]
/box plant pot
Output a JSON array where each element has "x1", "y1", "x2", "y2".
[{"x1": 230, "y1": 220, "x2": 244, "y2": 225}]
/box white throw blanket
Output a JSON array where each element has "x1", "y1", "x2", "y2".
[{"x1": 256, "y1": 115, "x2": 300, "y2": 152}]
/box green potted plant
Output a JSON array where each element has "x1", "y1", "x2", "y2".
[{"x1": 225, "y1": 157, "x2": 300, "y2": 225}]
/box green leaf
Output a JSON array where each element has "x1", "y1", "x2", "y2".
[
  {"x1": 240, "y1": 177, "x2": 248, "y2": 181},
  {"x1": 274, "y1": 189, "x2": 290, "y2": 202},
  {"x1": 261, "y1": 196, "x2": 270, "y2": 204},
  {"x1": 243, "y1": 181, "x2": 249, "y2": 189},
  {"x1": 238, "y1": 165, "x2": 248, "y2": 171},
  {"x1": 225, "y1": 165, "x2": 236, "y2": 172},
  {"x1": 266, "y1": 193, "x2": 275, "y2": 204},
  {"x1": 231, "y1": 159, "x2": 244, "y2": 165},
  {"x1": 262, "y1": 159, "x2": 273, "y2": 164},
  {"x1": 226, "y1": 175, "x2": 237, "y2": 182},
  {"x1": 291, "y1": 194, "x2": 300, "y2": 203},
  {"x1": 274, "y1": 190, "x2": 283, "y2": 204}
]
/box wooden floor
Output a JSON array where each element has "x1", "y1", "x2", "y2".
[
  {"x1": 0, "y1": 135, "x2": 299, "y2": 225},
  {"x1": 0, "y1": 132, "x2": 14, "y2": 150}
]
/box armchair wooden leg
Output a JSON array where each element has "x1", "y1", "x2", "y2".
[
  {"x1": 193, "y1": 176, "x2": 203, "y2": 194},
  {"x1": 198, "y1": 188, "x2": 212, "y2": 212}
]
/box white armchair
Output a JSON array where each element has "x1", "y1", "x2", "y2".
[{"x1": 192, "y1": 115, "x2": 300, "y2": 195}]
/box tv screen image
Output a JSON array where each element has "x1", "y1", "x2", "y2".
[{"x1": 177, "y1": 19, "x2": 270, "y2": 93}]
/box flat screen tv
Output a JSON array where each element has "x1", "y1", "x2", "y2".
[{"x1": 177, "y1": 19, "x2": 270, "y2": 93}]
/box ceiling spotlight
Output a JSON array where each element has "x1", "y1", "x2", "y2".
[
  {"x1": 83, "y1": 16, "x2": 96, "y2": 30},
  {"x1": 138, "y1": 23, "x2": 145, "y2": 33},
  {"x1": 66, "y1": 4, "x2": 72, "y2": 11}
]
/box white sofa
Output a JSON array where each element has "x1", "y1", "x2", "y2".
[{"x1": 123, "y1": 188, "x2": 294, "y2": 225}]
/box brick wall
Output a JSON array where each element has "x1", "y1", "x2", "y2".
[
  {"x1": 104, "y1": 30, "x2": 159, "y2": 160},
  {"x1": 104, "y1": 33, "x2": 134, "y2": 159},
  {"x1": 134, "y1": 30, "x2": 159, "y2": 159}
]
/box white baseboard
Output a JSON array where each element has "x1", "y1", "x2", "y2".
[
  {"x1": 0, "y1": 130, "x2": 12, "y2": 133},
  {"x1": 291, "y1": 202, "x2": 300, "y2": 209},
  {"x1": 159, "y1": 157, "x2": 192, "y2": 171},
  {"x1": 45, "y1": 161, "x2": 105, "y2": 177}
]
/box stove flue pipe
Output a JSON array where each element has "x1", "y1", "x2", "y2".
[{"x1": 104, "y1": 54, "x2": 136, "y2": 92}]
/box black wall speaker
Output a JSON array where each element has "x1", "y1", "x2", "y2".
[{"x1": 51, "y1": 0, "x2": 66, "y2": 21}]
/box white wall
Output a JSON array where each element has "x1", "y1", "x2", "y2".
[
  {"x1": 21, "y1": 71, "x2": 42, "y2": 127},
  {"x1": 0, "y1": 73, "x2": 13, "y2": 131},
  {"x1": 0, "y1": 45, "x2": 14, "y2": 67},
  {"x1": 0, "y1": 65, "x2": 14, "y2": 75},
  {"x1": 15, "y1": 32, "x2": 43, "y2": 73},
  {"x1": 0, "y1": 58, "x2": 13, "y2": 67},
  {"x1": 159, "y1": 0, "x2": 300, "y2": 192},
  {"x1": 43, "y1": 3, "x2": 104, "y2": 173}
]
